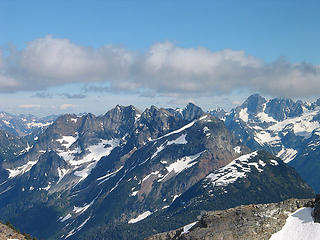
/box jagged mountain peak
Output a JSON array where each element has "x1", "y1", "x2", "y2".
[
  {"x1": 182, "y1": 102, "x2": 204, "y2": 121},
  {"x1": 54, "y1": 113, "x2": 79, "y2": 123},
  {"x1": 28, "y1": 150, "x2": 68, "y2": 184},
  {"x1": 232, "y1": 94, "x2": 309, "y2": 122},
  {"x1": 110, "y1": 104, "x2": 140, "y2": 113},
  {"x1": 105, "y1": 104, "x2": 140, "y2": 120},
  {"x1": 265, "y1": 97, "x2": 304, "y2": 121},
  {"x1": 0, "y1": 100, "x2": 318, "y2": 240},
  {"x1": 315, "y1": 98, "x2": 320, "y2": 106},
  {"x1": 223, "y1": 93, "x2": 320, "y2": 191},
  {"x1": 208, "y1": 107, "x2": 227, "y2": 120},
  {"x1": 241, "y1": 93, "x2": 267, "y2": 114},
  {"x1": 142, "y1": 105, "x2": 165, "y2": 117}
]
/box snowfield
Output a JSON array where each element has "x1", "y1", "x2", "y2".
[
  {"x1": 206, "y1": 151, "x2": 261, "y2": 187},
  {"x1": 270, "y1": 207, "x2": 320, "y2": 240},
  {"x1": 233, "y1": 104, "x2": 320, "y2": 163}
]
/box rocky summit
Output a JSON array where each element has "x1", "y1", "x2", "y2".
[{"x1": 146, "y1": 198, "x2": 316, "y2": 240}]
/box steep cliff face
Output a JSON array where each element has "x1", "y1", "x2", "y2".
[{"x1": 146, "y1": 198, "x2": 315, "y2": 240}]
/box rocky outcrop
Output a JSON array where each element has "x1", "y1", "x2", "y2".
[
  {"x1": 313, "y1": 194, "x2": 320, "y2": 223},
  {"x1": 0, "y1": 221, "x2": 26, "y2": 240},
  {"x1": 146, "y1": 198, "x2": 314, "y2": 240}
]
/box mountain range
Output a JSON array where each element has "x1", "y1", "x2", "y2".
[{"x1": 0, "y1": 96, "x2": 319, "y2": 239}]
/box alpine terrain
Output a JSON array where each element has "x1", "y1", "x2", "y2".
[
  {"x1": 0, "y1": 102, "x2": 316, "y2": 240},
  {"x1": 216, "y1": 94, "x2": 320, "y2": 192}
]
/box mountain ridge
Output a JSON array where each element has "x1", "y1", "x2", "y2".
[{"x1": 0, "y1": 100, "x2": 317, "y2": 240}]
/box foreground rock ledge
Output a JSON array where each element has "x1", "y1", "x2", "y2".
[
  {"x1": 0, "y1": 221, "x2": 27, "y2": 240},
  {"x1": 146, "y1": 198, "x2": 316, "y2": 240}
]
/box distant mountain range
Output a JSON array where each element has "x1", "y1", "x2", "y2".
[
  {"x1": 0, "y1": 111, "x2": 57, "y2": 137},
  {"x1": 0, "y1": 96, "x2": 318, "y2": 239},
  {"x1": 219, "y1": 94, "x2": 320, "y2": 192}
]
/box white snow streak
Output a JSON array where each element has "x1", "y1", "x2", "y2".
[
  {"x1": 128, "y1": 211, "x2": 152, "y2": 224},
  {"x1": 142, "y1": 171, "x2": 160, "y2": 182},
  {"x1": 181, "y1": 221, "x2": 198, "y2": 235},
  {"x1": 277, "y1": 148, "x2": 298, "y2": 163},
  {"x1": 6, "y1": 160, "x2": 38, "y2": 178}
]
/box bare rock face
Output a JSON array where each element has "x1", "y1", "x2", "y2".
[
  {"x1": 313, "y1": 194, "x2": 320, "y2": 223},
  {"x1": 146, "y1": 198, "x2": 313, "y2": 240},
  {"x1": 0, "y1": 222, "x2": 26, "y2": 240}
]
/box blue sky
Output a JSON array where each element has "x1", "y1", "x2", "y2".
[{"x1": 1, "y1": 0, "x2": 320, "y2": 116}]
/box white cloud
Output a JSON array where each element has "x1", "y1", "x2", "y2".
[
  {"x1": 18, "y1": 104, "x2": 41, "y2": 109},
  {"x1": 60, "y1": 103, "x2": 77, "y2": 110},
  {"x1": 2, "y1": 36, "x2": 320, "y2": 98},
  {"x1": 232, "y1": 100, "x2": 242, "y2": 105}
]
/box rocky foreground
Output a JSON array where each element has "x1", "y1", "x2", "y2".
[
  {"x1": 0, "y1": 221, "x2": 26, "y2": 240},
  {"x1": 147, "y1": 197, "x2": 320, "y2": 240}
]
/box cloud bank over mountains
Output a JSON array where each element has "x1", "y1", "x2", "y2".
[{"x1": 1, "y1": 35, "x2": 320, "y2": 98}]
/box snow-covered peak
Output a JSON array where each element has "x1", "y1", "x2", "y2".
[
  {"x1": 225, "y1": 95, "x2": 320, "y2": 164},
  {"x1": 205, "y1": 151, "x2": 278, "y2": 188}
]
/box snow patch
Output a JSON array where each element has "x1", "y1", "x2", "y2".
[
  {"x1": 26, "y1": 121, "x2": 53, "y2": 129},
  {"x1": 57, "y1": 167, "x2": 69, "y2": 184},
  {"x1": 73, "y1": 199, "x2": 94, "y2": 215},
  {"x1": 206, "y1": 151, "x2": 264, "y2": 187},
  {"x1": 181, "y1": 221, "x2": 197, "y2": 235},
  {"x1": 56, "y1": 134, "x2": 78, "y2": 149},
  {"x1": 270, "y1": 208, "x2": 320, "y2": 240},
  {"x1": 257, "y1": 110, "x2": 276, "y2": 123},
  {"x1": 151, "y1": 144, "x2": 166, "y2": 159},
  {"x1": 268, "y1": 109, "x2": 320, "y2": 139},
  {"x1": 142, "y1": 171, "x2": 160, "y2": 182},
  {"x1": 130, "y1": 191, "x2": 139, "y2": 197},
  {"x1": 97, "y1": 166, "x2": 123, "y2": 184},
  {"x1": 2, "y1": 120, "x2": 10, "y2": 126},
  {"x1": 233, "y1": 146, "x2": 241, "y2": 154},
  {"x1": 70, "y1": 139, "x2": 120, "y2": 183},
  {"x1": 70, "y1": 118, "x2": 78, "y2": 123},
  {"x1": 239, "y1": 108, "x2": 249, "y2": 122},
  {"x1": 157, "y1": 120, "x2": 196, "y2": 140},
  {"x1": 203, "y1": 126, "x2": 210, "y2": 133},
  {"x1": 159, "y1": 151, "x2": 205, "y2": 181},
  {"x1": 254, "y1": 130, "x2": 280, "y2": 145},
  {"x1": 6, "y1": 160, "x2": 38, "y2": 178},
  {"x1": 172, "y1": 194, "x2": 181, "y2": 203},
  {"x1": 277, "y1": 148, "x2": 297, "y2": 163},
  {"x1": 167, "y1": 134, "x2": 188, "y2": 145},
  {"x1": 128, "y1": 211, "x2": 152, "y2": 224}
]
